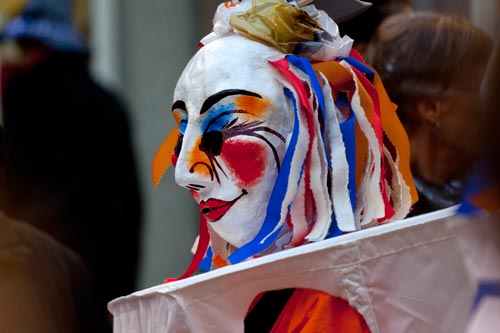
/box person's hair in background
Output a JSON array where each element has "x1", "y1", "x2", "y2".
[
  {"x1": 338, "y1": 0, "x2": 413, "y2": 55},
  {"x1": 0, "y1": 0, "x2": 143, "y2": 329},
  {"x1": 365, "y1": 12, "x2": 493, "y2": 216}
]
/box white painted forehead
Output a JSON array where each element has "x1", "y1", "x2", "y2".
[{"x1": 174, "y1": 34, "x2": 286, "y2": 113}]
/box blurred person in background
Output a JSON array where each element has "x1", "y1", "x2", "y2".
[
  {"x1": 366, "y1": 12, "x2": 493, "y2": 216},
  {"x1": 0, "y1": 0, "x2": 143, "y2": 325},
  {"x1": 0, "y1": 124, "x2": 108, "y2": 332}
]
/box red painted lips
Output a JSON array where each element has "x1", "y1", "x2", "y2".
[{"x1": 199, "y1": 189, "x2": 247, "y2": 222}]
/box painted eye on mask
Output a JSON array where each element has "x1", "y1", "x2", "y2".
[
  {"x1": 200, "y1": 130, "x2": 223, "y2": 156},
  {"x1": 174, "y1": 134, "x2": 183, "y2": 157},
  {"x1": 173, "y1": 115, "x2": 187, "y2": 157}
]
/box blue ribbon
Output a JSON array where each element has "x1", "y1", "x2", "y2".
[
  {"x1": 326, "y1": 99, "x2": 357, "y2": 238},
  {"x1": 327, "y1": 216, "x2": 342, "y2": 238},
  {"x1": 471, "y1": 280, "x2": 500, "y2": 314},
  {"x1": 458, "y1": 161, "x2": 490, "y2": 215},
  {"x1": 198, "y1": 246, "x2": 213, "y2": 272},
  {"x1": 339, "y1": 101, "x2": 357, "y2": 211},
  {"x1": 286, "y1": 55, "x2": 331, "y2": 168},
  {"x1": 229, "y1": 87, "x2": 300, "y2": 264},
  {"x1": 340, "y1": 57, "x2": 375, "y2": 83}
]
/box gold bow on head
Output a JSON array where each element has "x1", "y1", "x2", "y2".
[{"x1": 229, "y1": 0, "x2": 323, "y2": 54}]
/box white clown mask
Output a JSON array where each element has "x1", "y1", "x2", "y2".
[{"x1": 172, "y1": 34, "x2": 294, "y2": 248}]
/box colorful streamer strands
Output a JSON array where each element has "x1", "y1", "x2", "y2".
[{"x1": 152, "y1": 0, "x2": 417, "y2": 281}]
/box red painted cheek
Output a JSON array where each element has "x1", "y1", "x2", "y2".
[
  {"x1": 171, "y1": 154, "x2": 178, "y2": 167},
  {"x1": 220, "y1": 139, "x2": 267, "y2": 187}
]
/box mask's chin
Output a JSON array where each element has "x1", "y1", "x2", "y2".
[
  {"x1": 208, "y1": 205, "x2": 266, "y2": 249},
  {"x1": 211, "y1": 223, "x2": 261, "y2": 249}
]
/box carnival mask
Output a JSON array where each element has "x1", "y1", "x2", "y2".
[
  {"x1": 153, "y1": 0, "x2": 416, "y2": 277},
  {"x1": 172, "y1": 34, "x2": 294, "y2": 248}
]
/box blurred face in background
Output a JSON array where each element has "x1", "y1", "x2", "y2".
[{"x1": 436, "y1": 83, "x2": 483, "y2": 160}]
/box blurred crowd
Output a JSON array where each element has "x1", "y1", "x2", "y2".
[
  {"x1": 0, "y1": 0, "x2": 498, "y2": 332},
  {"x1": 0, "y1": 0, "x2": 142, "y2": 332}
]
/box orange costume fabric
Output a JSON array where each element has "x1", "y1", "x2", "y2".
[{"x1": 272, "y1": 289, "x2": 370, "y2": 333}]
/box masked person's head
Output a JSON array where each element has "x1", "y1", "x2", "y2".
[
  {"x1": 0, "y1": 0, "x2": 88, "y2": 91},
  {"x1": 153, "y1": 0, "x2": 417, "y2": 275}
]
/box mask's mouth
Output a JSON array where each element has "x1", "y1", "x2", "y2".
[{"x1": 199, "y1": 189, "x2": 248, "y2": 222}]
